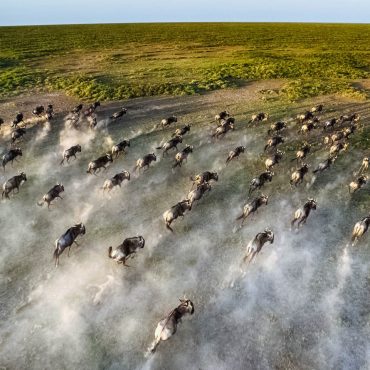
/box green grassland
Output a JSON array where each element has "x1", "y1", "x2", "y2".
[{"x1": 0, "y1": 23, "x2": 370, "y2": 101}]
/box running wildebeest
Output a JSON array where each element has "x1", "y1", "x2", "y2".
[
  {"x1": 357, "y1": 157, "x2": 369, "y2": 175},
  {"x1": 148, "y1": 298, "x2": 194, "y2": 354},
  {"x1": 215, "y1": 111, "x2": 230, "y2": 123},
  {"x1": 60, "y1": 144, "x2": 82, "y2": 165},
  {"x1": 217, "y1": 117, "x2": 235, "y2": 127},
  {"x1": 173, "y1": 145, "x2": 193, "y2": 168},
  {"x1": 291, "y1": 142, "x2": 311, "y2": 163},
  {"x1": 86, "y1": 154, "x2": 113, "y2": 175},
  {"x1": 264, "y1": 135, "x2": 284, "y2": 152},
  {"x1": 2, "y1": 148, "x2": 22, "y2": 170},
  {"x1": 71, "y1": 104, "x2": 83, "y2": 114},
  {"x1": 108, "y1": 236, "x2": 145, "y2": 266},
  {"x1": 291, "y1": 198, "x2": 317, "y2": 229},
  {"x1": 299, "y1": 120, "x2": 317, "y2": 134},
  {"x1": 102, "y1": 170, "x2": 130, "y2": 192},
  {"x1": 212, "y1": 120, "x2": 234, "y2": 139},
  {"x1": 160, "y1": 116, "x2": 177, "y2": 129},
  {"x1": 156, "y1": 136, "x2": 183, "y2": 157},
  {"x1": 322, "y1": 118, "x2": 339, "y2": 131},
  {"x1": 268, "y1": 121, "x2": 286, "y2": 135},
  {"x1": 186, "y1": 182, "x2": 211, "y2": 210},
  {"x1": 265, "y1": 150, "x2": 284, "y2": 171},
  {"x1": 236, "y1": 194, "x2": 269, "y2": 225},
  {"x1": 290, "y1": 163, "x2": 309, "y2": 187},
  {"x1": 87, "y1": 115, "x2": 97, "y2": 129},
  {"x1": 311, "y1": 104, "x2": 323, "y2": 113},
  {"x1": 37, "y1": 184, "x2": 64, "y2": 209},
  {"x1": 324, "y1": 131, "x2": 345, "y2": 146},
  {"x1": 2, "y1": 172, "x2": 27, "y2": 199},
  {"x1": 172, "y1": 124, "x2": 191, "y2": 137},
  {"x1": 349, "y1": 175, "x2": 368, "y2": 194},
  {"x1": 46, "y1": 104, "x2": 54, "y2": 120},
  {"x1": 249, "y1": 171, "x2": 273, "y2": 195},
  {"x1": 243, "y1": 228, "x2": 274, "y2": 264},
  {"x1": 53, "y1": 223, "x2": 86, "y2": 267},
  {"x1": 342, "y1": 124, "x2": 357, "y2": 139},
  {"x1": 226, "y1": 146, "x2": 245, "y2": 164},
  {"x1": 329, "y1": 142, "x2": 348, "y2": 157},
  {"x1": 296, "y1": 111, "x2": 314, "y2": 123},
  {"x1": 351, "y1": 215, "x2": 370, "y2": 246},
  {"x1": 190, "y1": 171, "x2": 218, "y2": 189},
  {"x1": 163, "y1": 200, "x2": 191, "y2": 232},
  {"x1": 11, "y1": 128, "x2": 26, "y2": 144},
  {"x1": 340, "y1": 113, "x2": 360, "y2": 124},
  {"x1": 110, "y1": 107, "x2": 127, "y2": 121},
  {"x1": 249, "y1": 112, "x2": 269, "y2": 124},
  {"x1": 111, "y1": 140, "x2": 130, "y2": 158},
  {"x1": 84, "y1": 101, "x2": 100, "y2": 116},
  {"x1": 12, "y1": 112, "x2": 24, "y2": 128},
  {"x1": 32, "y1": 105, "x2": 44, "y2": 116},
  {"x1": 313, "y1": 156, "x2": 336, "y2": 174},
  {"x1": 134, "y1": 153, "x2": 157, "y2": 172}
]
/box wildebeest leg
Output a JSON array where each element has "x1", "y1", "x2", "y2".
[
  {"x1": 68, "y1": 245, "x2": 72, "y2": 257},
  {"x1": 166, "y1": 221, "x2": 174, "y2": 232},
  {"x1": 291, "y1": 218, "x2": 297, "y2": 229},
  {"x1": 74, "y1": 241, "x2": 79, "y2": 247},
  {"x1": 297, "y1": 217, "x2": 306, "y2": 228}
]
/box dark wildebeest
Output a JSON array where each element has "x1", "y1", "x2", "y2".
[
  {"x1": 342, "y1": 124, "x2": 357, "y2": 139},
  {"x1": 323, "y1": 118, "x2": 339, "y2": 131},
  {"x1": 2, "y1": 148, "x2": 22, "y2": 170},
  {"x1": 156, "y1": 136, "x2": 183, "y2": 157},
  {"x1": 311, "y1": 104, "x2": 323, "y2": 113},
  {"x1": 173, "y1": 145, "x2": 193, "y2": 168},
  {"x1": 340, "y1": 113, "x2": 360, "y2": 124},
  {"x1": 249, "y1": 171, "x2": 274, "y2": 195},
  {"x1": 329, "y1": 142, "x2": 348, "y2": 157},
  {"x1": 236, "y1": 194, "x2": 269, "y2": 225},
  {"x1": 212, "y1": 120, "x2": 234, "y2": 139},
  {"x1": 11, "y1": 128, "x2": 26, "y2": 144},
  {"x1": 53, "y1": 223, "x2": 86, "y2": 267},
  {"x1": 351, "y1": 215, "x2": 370, "y2": 246},
  {"x1": 12, "y1": 112, "x2": 24, "y2": 128},
  {"x1": 217, "y1": 117, "x2": 235, "y2": 127},
  {"x1": 243, "y1": 228, "x2": 274, "y2": 264},
  {"x1": 264, "y1": 135, "x2": 284, "y2": 152},
  {"x1": 296, "y1": 111, "x2": 314, "y2": 123},
  {"x1": 46, "y1": 104, "x2": 54, "y2": 120},
  {"x1": 37, "y1": 184, "x2": 64, "y2": 209},
  {"x1": 265, "y1": 150, "x2": 284, "y2": 171},
  {"x1": 111, "y1": 140, "x2": 130, "y2": 158},
  {"x1": 357, "y1": 157, "x2": 369, "y2": 175},
  {"x1": 163, "y1": 200, "x2": 191, "y2": 232},
  {"x1": 2, "y1": 172, "x2": 27, "y2": 199},
  {"x1": 108, "y1": 236, "x2": 145, "y2": 266},
  {"x1": 102, "y1": 170, "x2": 130, "y2": 192},
  {"x1": 32, "y1": 105, "x2": 44, "y2": 116},
  {"x1": 84, "y1": 101, "x2": 100, "y2": 117},
  {"x1": 110, "y1": 107, "x2": 127, "y2": 121},
  {"x1": 324, "y1": 131, "x2": 344, "y2": 146},
  {"x1": 226, "y1": 146, "x2": 245, "y2": 164},
  {"x1": 186, "y1": 182, "x2": 211, "y2": 210},
  {"x1": 291, "y1": 198, "x2": 317, "y2": 229},
  {"x1": 190, "y1": 171, "x2": 218, "y2": 189},
  {"x1": 60, "y1": 144, "x2": 82, "y2": 165},
  {"x1": 313, "y1": 157, "x2": 336, "y2": 174},
  {"x1": 249, "y1": 112, "x2": 269, "y2": 124},
  {"x1": 291, "y1": 143, "x2": 311, "y2": 163},
  {"x1": 268, "y1": 121, "x2": 286, "y2": 135},
  {"x1": 349, "y1": 175, "x2": 368, "y2": 194},
  {"x1": 86, "y1": 154, "x2": 113, "y2": 175},
  {"x1": 134, "y1": 153, "x2": 157, "y2": 172},
  {"x1": 299, "y1": 120, "x2": 318, "y2": 134},
  {"x1": 71, "y1": 104, "x2": 83, "y2": 114},
  {"x1": 148, "y1": 299, "x2": 194, "y2": 354},
  {"x1": 215, "y1": 111, "x2": 230, "y2": 123},
  {"x1": 160, "y1": 116, "x2": 177, "y2": 129},
  {"x1": 172, "y1": 124, "x2": 190, "y2": 137},
  {"x1": 290, "y1": 163, "x2": 309, "y2": 186}
]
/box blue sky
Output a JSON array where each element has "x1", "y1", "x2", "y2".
[{"x1": 0, "y1": 0, "x2": 369, "y2": 26}]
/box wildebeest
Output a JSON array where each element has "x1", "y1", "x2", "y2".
[
  {"x1": 37, "y1": 184, "x2": 64, "y2": 209},
  {"x1": 108, "y1": 236, "x2": 145, "y2": 266},
  {"x1": 2, "y1": 172, "x2": 27, "y2": 199},
  {"x1": 291, "y1": 198, "x2": 317, "y2": 229},
  {"x1": 290, "y1": 163, "x2": 309, "y2": 186},
  {"x1": 148, "y1": 299, "x2": 194, "y2": 354},
  {"x1": 102, "y1": 170, "x2": 130, "y2": 192},
  {"x1": 156, "y1": 136, "x2": 183, "y2": 156},
  {"x1": 340, "y1": 113, "x2": 360, "y2": 124},
  {"x1": 32, "y1": 105, "x2": 44, "y2": 116},
  {"x1": 217, "y1": 117, "x2": 235, "y2": 127},
  {"x1": 329, "y1": 142, "x2": 348, "y2": 157},
  {"x1": 134, "y1": 153, "x2": 157, "y2": 172},
  {"x1": 46, "y1": 104, "x2": 54, "y2": 120},
  {"x1": 173, "y1": 145, "x2": 193, "y2": 168},
  {"x1": 249, "y1": 171, "x2": 273, "y2": 195},
  {"x1": 60, "y1": 144, "x2": 82, "y2": 165},
  {"x1": 186, "y1": 182, "x2": 211, "y2": 210},
  {"x1": 86, "y1": 154, "x2": 113, "y2": 175},
  {"x1": 349, "y1": 175, "x2": 367, "y2": 194},
  {"x1": 160, "y1": 116, "x2": 177, "y2": 129},
  {"x1": 11, "y1": 128, "x2": 26, "y2": 144},
  {"x1": 226, "y1": 146, "x2": 245, "y2": 163},
  {"x1": 265, "y1": 150, "x2": 284, "y2": 171},
  {"x1": 324, "y1": 131, "x2": 344, "y2": 146},
  {"x1": 110, "y1": 107, "x2": 127, "y2": 121},
  {"x1": 249, "y1": 112, "x2": 269, "y2": 124},
  {"x1": 53, "y1": 223, "x2": 86, "y2": 267},
  {"x1": 264, "y1": 135, "x2": 284, "y2": 152},
  {"x1": 84, "y1": 101, "x2": 100, "y2": 116},
  {"x1": 243, "y1": 229, "x2": 274, "y2": 264},
  {"x1": 212, "y1": 119, "x2": 234, "y2": 139},
  {"x1": 357, "y1": 157, "x2": 369, "y2": 175},
  {"x1": 163, "y1": 200, "x2": 191, "y2": 232},
  {"x1": 2, "y1": 148, "x2": 22, "y2": 170},
  {"x1": 342, "y1": 124, "x2": 357, "y2": 139},
  {"x1": 351, "y1": 215, "x2": 370, "y2": 246},
  {"x1": 215, "y1": 111, "x2": 230, "y2": 123},
  {"x1": 313, "y1": 156, "x2": 336, "y2": 174},
  {"x1": 323, "y1": 118, "x2": 338, "y2": 131},
  {"x1": 71, "y1": 104, "x2": 83, "y2": 114},
  {"x1": 12, "y1": 112, "x2": 24, "y2": 128},
  {"x1": 268, "y1": 121, "x2": 286, "y2": 135},
  {"x1": 297, "y1": 111, "x2": 314, "y2": 123},
  {"x1": 299, "y1": 120, "x2": 317, "y2": 134},
  {"x1": 111, "y1": 140, "x2": 130, "y2": 158},
  {"x1": 236, "y1": 194, "x2": 269, "y2": 225},
  {"x1": 172, "y1": 124, "x2": 190, "y2": 137},
  {"x1": 311, "y1": 104, "x2": 323, "y2": 113},
  {"x1": 291, "y1": 143, "x2": 311, "y2": 163},
  {"x1": 190, "y1": 171, "x2": 218, "y2": 189}
]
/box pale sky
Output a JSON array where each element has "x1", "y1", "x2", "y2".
[{"x1": 0, "y1": 0, "x2": 369, "y2": 26}]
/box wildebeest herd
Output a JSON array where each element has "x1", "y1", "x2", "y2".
[{"x1": 0, "y1": 100, "x2": 369, "y2": 356}]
